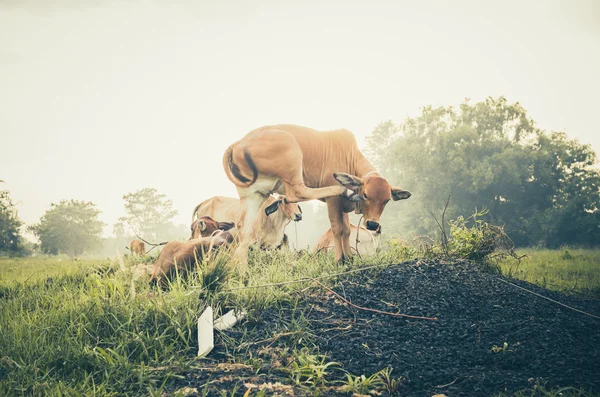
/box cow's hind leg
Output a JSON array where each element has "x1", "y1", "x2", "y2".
[{"x1": 234, "y1": 190, "x2": 268, "y2": 277}]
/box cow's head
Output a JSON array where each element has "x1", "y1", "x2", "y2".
[
  {"x1": 190, "y1": 216, "x2": 235, "y2": 239},
  {"x1": 279, "y1": 201, "x2": 303, "y2": 222},
  {"x1": 333, "y1": 172, "x2": 411, "y2": 232},
  {"x1": 264, "y1": 195, "x2": 302, "y2": 222}
]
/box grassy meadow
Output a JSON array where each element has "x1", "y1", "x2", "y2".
[
  {"x1": 499, "y1": 248, "x2": 600, "y2": 297},
  {"x1": 0, "y1": 247, "x2": 598, "y2": 396}
]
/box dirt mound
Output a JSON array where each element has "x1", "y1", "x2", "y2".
[
  {"x1": 304, "y1": 259, "x2": 600, "y2": 396},
  {"x1": 176, "y1": 259, "x2": 600, "y2": 396}
]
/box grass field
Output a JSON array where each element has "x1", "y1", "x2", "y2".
[
  {"x1": 499, "y1": 248, "x2": 600, "y2": 297},
  {"x1": 0, "y1": 247, "x2": 598, "y2": 396}
]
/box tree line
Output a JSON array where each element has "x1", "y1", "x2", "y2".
[
  {"x1": 1, "y1": 97, "x2": 599, "y2": 256},
  {"x1": 366, "y1": 97, "x2": 600, "y2": 248},
  {"x1": 0, "y1": 187, "x2": 187, "y2": 257}
]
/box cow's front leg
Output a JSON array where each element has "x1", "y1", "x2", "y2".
[{"x1": 327, "y1": 197, "x2": 353, "y2": 263}]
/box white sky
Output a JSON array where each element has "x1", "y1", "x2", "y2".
[{"x1": 1, "y1": 0, "x2": 599, "y2": 237}]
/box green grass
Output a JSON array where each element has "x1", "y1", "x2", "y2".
[
  {"x1": 1, "y1": 246, "x2": 598, "y2": 395},
  {"x1": 499, "y1": 248, "x2": 600, "y2": 297},
  {"x1": 0, "y1": 246, "x2": 413, "y2": 396},
  {"x1": 0, "y1": 256, "x2": 102, "y2": 285}
]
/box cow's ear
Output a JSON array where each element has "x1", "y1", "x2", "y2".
[
  {"x1": 391, "y1": 187, "x2": 411, "y2": 201},
  {"x1": 265, "y1": 200, "x2": 280, "y2": 216},
  {"x1": 217, "y1": 221, "x2": 235, "y2": 231},
  {"x1": 199, "y1": 220, "x2": 207, "y2": 231},
  {"x1": 333, "y1": 172, "x2": 363, "y2": 190}
]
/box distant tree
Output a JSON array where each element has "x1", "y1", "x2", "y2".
[
  {"x1": 366, "y1": 97, "x2": 600, "y2": 247},
  {"x1": 0, "y1": 186, "x2": 23, "y2": 254},
  {"x1": 30, "y1": 200, "x2": 104, "y2": 257},
  {"x1": 116, "y1": 188, "x2": 180, "y2": 241}
]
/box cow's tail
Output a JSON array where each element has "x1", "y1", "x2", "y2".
[
  {"x1": 191, "y1": 202, "x2": 203, "y2": 223},
  {"x1": 222, "y1": 144, "x2": 258, "y2": 188}
]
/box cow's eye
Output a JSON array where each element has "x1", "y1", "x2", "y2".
[{"x1": 364, "y1": 193, "x2": 368, "y2": 199}]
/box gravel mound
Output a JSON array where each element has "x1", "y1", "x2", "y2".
[{"x1": 305, "y1": 259, "x2": 600, "y2": 396}]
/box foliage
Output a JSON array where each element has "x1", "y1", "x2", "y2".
[
  {"x1": 288, "y1": 348, "x2": 339, "y2": 387},
  {"x1": 115, "y1": 187, "x2": 183, "y2": 242},
  {"x1": 0, "y1": 187, "x2": 23, "y2": 255},
  {"x1": 29, "y1": 200, "x2": 104, "y2": 257},
  {"x1": 367, "y1": 97, "x2": 600, "y2": 248}
]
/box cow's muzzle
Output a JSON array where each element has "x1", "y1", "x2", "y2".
[{"x1": 366, "y1": 220, "x2": 381, "y2": 232}]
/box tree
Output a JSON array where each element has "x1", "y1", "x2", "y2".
[
  {"x1": 366, "y1": 97, "x2": 600, "y2": 247},
  {"x1": 30, "y1": 200, "x2": 104, "y2": 257},
  {"x1": 116, "y1": 188, "x2": 180, "y2": 241},
  {"x1": 0, "y1": 186, "x2": 23, "y2": 254}
]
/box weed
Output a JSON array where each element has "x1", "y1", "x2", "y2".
[
  {"x1": 288, "y1": 348, "x2": 340, "y2": 388},
  {"x1": 490, "y1": 342, "x2": 513, "y2": 353}
]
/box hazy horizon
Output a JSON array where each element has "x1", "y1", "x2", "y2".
[{"x1": 2, "y1": 0, "x2": 599, "y2": 239}]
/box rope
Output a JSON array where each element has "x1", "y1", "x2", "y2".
[
  {"x1": 497, "y1": 278, "x2": 600, "y2": 320},
  {"x1": 355, "y1": 215, "x2": 364, "y2": 257},
  {"x1": 221, "y1": 261, "x2": 402, "y2": 292},
  {"x1": 294, "y1": 221, "x2": 298, "y2": 250}
]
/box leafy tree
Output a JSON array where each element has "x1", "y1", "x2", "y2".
[
  {"x1": 116, "y1": 188, "x2": 180, "y2": 241},
  {"x1": 0, "y1": 185, "x2": 23, "y2": 254},
  {"x1": 30, "y1": 200, "x2": 104, "y2": 257},
  {"x1": 367, "y1": 97, "x2": 600, "y2": 247}
]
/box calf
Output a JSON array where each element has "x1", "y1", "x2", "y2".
[
  {"x1": 192, "y1": 195, "x2": 301, "y2": 249},
  {"x1": 149, "y1": 231, "x2": 234, "y2": 288},
  {"x1": 129, "y1": 239, "x2": 146, "y2": 256},
  {"x1": 190, "y1": 215, "x2": 235, "y2": 240}
]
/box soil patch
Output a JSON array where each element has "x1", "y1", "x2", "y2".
[{"x1": 175, "y1": 259, "x2": 600, "y2": 396}]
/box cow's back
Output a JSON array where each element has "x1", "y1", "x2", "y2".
[
  {"x1": 239, "y1": 125, "x2": 361, "y2": 188},
  {"x1": 264, "y1": 125, "x2": 361, "y2": 188},
  {"x1": 195, "y1": 196, "x2": 241, "y2": 225}
]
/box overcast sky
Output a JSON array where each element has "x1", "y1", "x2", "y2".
[{"x1": 1, "y1": 0, "x2": 599, "y2": 237}]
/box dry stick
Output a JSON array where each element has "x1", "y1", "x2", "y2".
[
  {"x1": 497, "y1": 278, "x2": 600, "y2": 320},
  {"x1": 312, "y1": 279, "x2": 438, "y2": 321},
  {"x1": 435, "y1": 376, "x2": 471, "y2": 389},
  {"x1": 441, "y1": 194, "x2": 450, "y2": 251},
  {"x1": 130, "y1": 227, "x2": 169, "y2": 254},
  {"x1": 429, "y1": 195, "x2": 451, "y2": 258}
]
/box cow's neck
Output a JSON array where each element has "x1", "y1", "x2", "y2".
[{"x1": 352, "y1": 151, "x2": 379, "y2": 178}]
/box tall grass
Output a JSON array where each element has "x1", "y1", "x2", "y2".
[{"x1": 0, "y1": 245, "x2": 413, "y2": 395}]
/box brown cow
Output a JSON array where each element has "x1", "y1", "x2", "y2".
[
  {"x1": 148, "y1": 231, "x2": 234, "y2": 288},
  {"x1": 222, "y1": 124, "x2": 411, "y2": 273},
  {"x1": 191, "y1": 195, "x2": 301, "y2": 249},
  {"x1": 314, "y1": 223, "x2": 381, "y2": 256},
  {"x1": 190, "y1": 215, "x2": 235, "y2": 240},
  {"x1": 129, "y1": 239, "x2": 146, "y2": 256}
]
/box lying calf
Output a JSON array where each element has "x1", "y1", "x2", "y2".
[
  {"x1": 150, "y1": 216, "x2": 235, "y2": 288},
  {"x1": 190, "y1": 216, "x2": 235, "y2": 240},
  {"x1": 314, "y1": 223, "x2": 381, "y2": 256}
]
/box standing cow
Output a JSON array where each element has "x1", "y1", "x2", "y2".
[
  {"x1": 191, "y1": 195, "x2": 301, "y2": 250},
  {"x1": 222, "y1": 124, "x2": 411, "y2": 274},
  {"x1": 129, "y1": 239, "x2": 146, "y2": 256}
]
